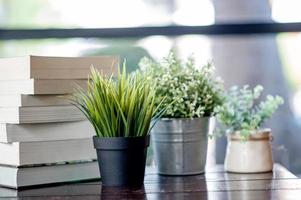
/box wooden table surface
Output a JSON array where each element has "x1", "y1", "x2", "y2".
[{"x1": 1, "y1": 164, "x2": 301, "y2": 199}]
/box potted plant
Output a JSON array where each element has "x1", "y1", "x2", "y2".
[
  {"x1": 72, "y1": 66, "x2": 163, "y2": 187},
  {"x1": 214, "y1": 85, "x2": 284, "y2": 173},
  {"x1": 139, "y1": 52, "x2": 224, "y2": 175}
]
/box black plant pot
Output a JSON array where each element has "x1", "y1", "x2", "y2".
[{"x1": 93, "y1": 135, "x2": 150, "y2": 187}]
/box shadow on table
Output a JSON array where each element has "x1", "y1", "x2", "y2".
[
  {"x1": 100, "y1": 185, "x2": 147, "y2": 200},
  {"x1": 145, "y1": 175, "x2": 209, "y2": 200}
]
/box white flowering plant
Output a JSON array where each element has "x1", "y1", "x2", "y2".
[
  {"x1": 214, "y1": 85, "x2": 284, "y2": 138},
  {"x1": 139, "y1": 52, "x2": 224, "y2": 118}
]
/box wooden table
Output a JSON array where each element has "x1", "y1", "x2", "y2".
[{"x1": 1, "y1": 164, "x2": 301, "y2": 199}]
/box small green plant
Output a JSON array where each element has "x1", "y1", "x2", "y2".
[
  {"x1": 72, "y1": 66, "x2": 163, "y2": 137},
  {"x1": 139, "y1": 51, "x2": 224, "y2": 118},
  {"x1": 214, "y1": 85, "x2": 284, "y2": 138}
]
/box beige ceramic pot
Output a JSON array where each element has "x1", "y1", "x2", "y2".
[{"x1": 224, "y1": 129, "x2": 273, "y2": 173}]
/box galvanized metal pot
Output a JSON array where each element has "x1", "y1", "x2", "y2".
[{"x1": 151, "y1": 118, "x2": 210, "y2": 175}]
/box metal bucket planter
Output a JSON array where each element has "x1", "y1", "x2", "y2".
[
  {"x1": 224, "y1": 129, "x2": 273, "y2": 173},
  {"x1": 93, "y1": 135, "x2": 150, "y2": 187},
  {"x1": 151, "y1": 118, "x2": 210, "y2": 175}
]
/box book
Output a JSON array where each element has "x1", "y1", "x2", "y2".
[
  {"x1": 0, "y1": 94, "x2": 71, "y2": 107},
  {"x1": 0, "y1": 161, "x2": 100, "y2": 188},
  {"x1": 0, "y1": 79, "x2": 87, "y2": 95},
  {"x1": 0, "y1": 176, "x2": 100, "y2": 196},
  {"x1": 0, "y1": 139, "x2": 96, "y2": 166},
  {"x1": 0, "y1": 106, "x2": 85, "y2": 124},
  {"x1": 0, "y1": 182, "x2": 101, "y2": 197},
  {"x1": 0, "y1": 121, "x2": 94, "y2": 143},
  {"x1": 0, "y1": 55, "x2": 118, "y2": 80}
]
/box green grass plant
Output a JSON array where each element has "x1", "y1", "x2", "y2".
[{"x1": 72, "y1": 65, "x2": 164, "y2": 137}]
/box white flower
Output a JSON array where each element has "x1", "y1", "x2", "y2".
[{"x1": 139, "y1": 51, "x2": 224, "y2": 118}]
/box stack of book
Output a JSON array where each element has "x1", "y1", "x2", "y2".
[{"x1": 0, "y1": 55, "x2": 118, "y2": 188}]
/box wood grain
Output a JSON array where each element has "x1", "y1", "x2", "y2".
[{"x1": 0, "y1": 164, "x2": 300, "y2": 199}]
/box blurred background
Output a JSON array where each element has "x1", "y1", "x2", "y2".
[{"x1": 0, "y1": 0, "x2": 301, "y2": 174}]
